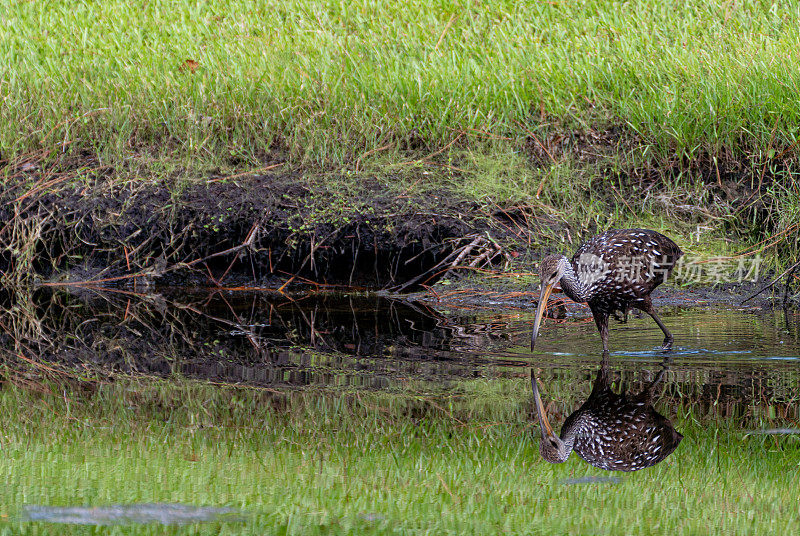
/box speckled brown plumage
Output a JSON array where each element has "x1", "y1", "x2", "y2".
[
  {"x1": 531, "y1": 228, "x2": 683, "y2": 353},
  {"x1": 531, "y1": 359, "x2": 683, "y2": 472}
]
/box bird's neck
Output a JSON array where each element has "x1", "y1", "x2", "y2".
[
  {"x1": 554, "y1": 415, "x2": 586, "y2": 461},
  {"x1": 559, "y1": 260, "x2": 589, "y2": 303},
  {"x1": 548, "y1": 425, "x2": 579, "y2": 463}
]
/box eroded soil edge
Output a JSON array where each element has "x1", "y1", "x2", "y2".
[{"x1": 1, "y1": 172, "x2": 516, "y2": 291}]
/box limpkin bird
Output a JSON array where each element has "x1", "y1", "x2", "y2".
[
  {"x1": 531, "y1": 358, "x2": 682, "y2": 471},
  {"x1": 531, "y1": 228, "x2": 683, "y2": 353}
]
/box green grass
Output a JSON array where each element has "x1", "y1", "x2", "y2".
[
  {"x1": 2, "y1": 0, "x2": 800, "y2": 166},
  {"x1": 1, "y1": 376, "x2": 798, "y2": 535},
  {"x1": 2, "y1": 0, "x2": 800, "y2": 280}
]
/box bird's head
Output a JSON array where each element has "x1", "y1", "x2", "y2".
[
  {"x1": 531, "y1": 369, "x2": 571, "y2": 463},
  {"x1": 531, "y1": 254, "x2": 567, "y2": 351},
  {"x1": 539, "y1": 433, "x2": 570, "y2": 464}
]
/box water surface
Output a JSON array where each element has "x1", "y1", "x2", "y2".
[
  {"x1": 2, "y1": 287, "x2": 799, "y2": 527},
  {"x1": 4, "y1": 287, "x2": 799, "y2": 395}
]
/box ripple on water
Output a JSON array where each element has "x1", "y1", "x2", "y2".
[{"x1": 613, "y1": 347, "x2": 753, "y2": 358}]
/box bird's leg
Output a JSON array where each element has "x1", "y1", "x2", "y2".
[
  {"x1": 642, "y1": 364, "x2": 670, "y2": 403},
  {"x1": 641, "y1": 299, "x2": 673, "y2": 350},
  {"x1": 590, "y1": 352, "x2": 611, "y2": 397},
  {"x1": 591, "y1": 307, "x2": 610, "y2": 353}
]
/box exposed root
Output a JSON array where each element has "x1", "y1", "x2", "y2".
[
  {"x1": 1, "y1": 166, "x2": 513, "y2": 292},
  {"x1": 391, "y1": 233, "x2": 512, "y2": 293}
]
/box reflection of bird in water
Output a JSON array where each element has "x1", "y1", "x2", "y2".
[
  {"x1": 531, "y1": 357, "x2": 682, "y2": 471},
  {"x1": 531, "y1": 228, "x2": 683, "y2": 353}
]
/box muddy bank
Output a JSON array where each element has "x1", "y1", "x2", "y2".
[
  {"x1": 413, "y1": 278, "x2": 799, "y2": 312},
  {"x1": 0, "y1": 170, "x2": 520, "y2": 290},
  {"x1": 1, "y1": 155, "x2": 797, "y2": 296}
]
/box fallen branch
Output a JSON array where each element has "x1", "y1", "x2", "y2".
[
  {"x1": 742, "y1": 259, "x2": 800, "y2": 305},
  {"x1": 391, "y1": 233, "x2": 513, "y2": 293},
  {"x1": 169, "y1": 223, "x2": 259, "y2": 272},
  {"x1": 449, "y1": 235, "x2": 484, "y2": 268}
]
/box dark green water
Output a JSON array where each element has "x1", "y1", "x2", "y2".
[{"x1": 3, "y1": 287, "x2": 799, "y2": 412}]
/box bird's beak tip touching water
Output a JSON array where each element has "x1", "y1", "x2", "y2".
[{"x1": 531, "y1": 282, "x2": 555, "y2": 352}]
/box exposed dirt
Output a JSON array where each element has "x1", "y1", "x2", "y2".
[
  {"x1": 412, "y1": 274, "x2": 799, "y2": 313},
  {"x1": 0, "y1": 168, "x2": 516, "y2": 290},
  {"x1": 1, "y1": 142, "x2": 797, "y2": 294}
]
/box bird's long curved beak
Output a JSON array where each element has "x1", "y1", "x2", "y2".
[
  {"x1": 531, "y1": 281, "x2": 555, "y2": 351},
  {"x1": 531, "y1": 369, "x2": 556, "y2": 439}
]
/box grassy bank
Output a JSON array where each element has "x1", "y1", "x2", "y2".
[
  {"x1": 1, "y1": 0, "x2": 799, "y2": 284},
  {"x1": 1, "y1": 376, "x2": 799, "y2": 535},
  {"x1": 3, "y1": 0, "x2": 800, "y2": 164}
]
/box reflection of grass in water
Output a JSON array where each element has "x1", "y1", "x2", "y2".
[{"x1": 1, "y1": 377, "x2": 799, "y2": 535}]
